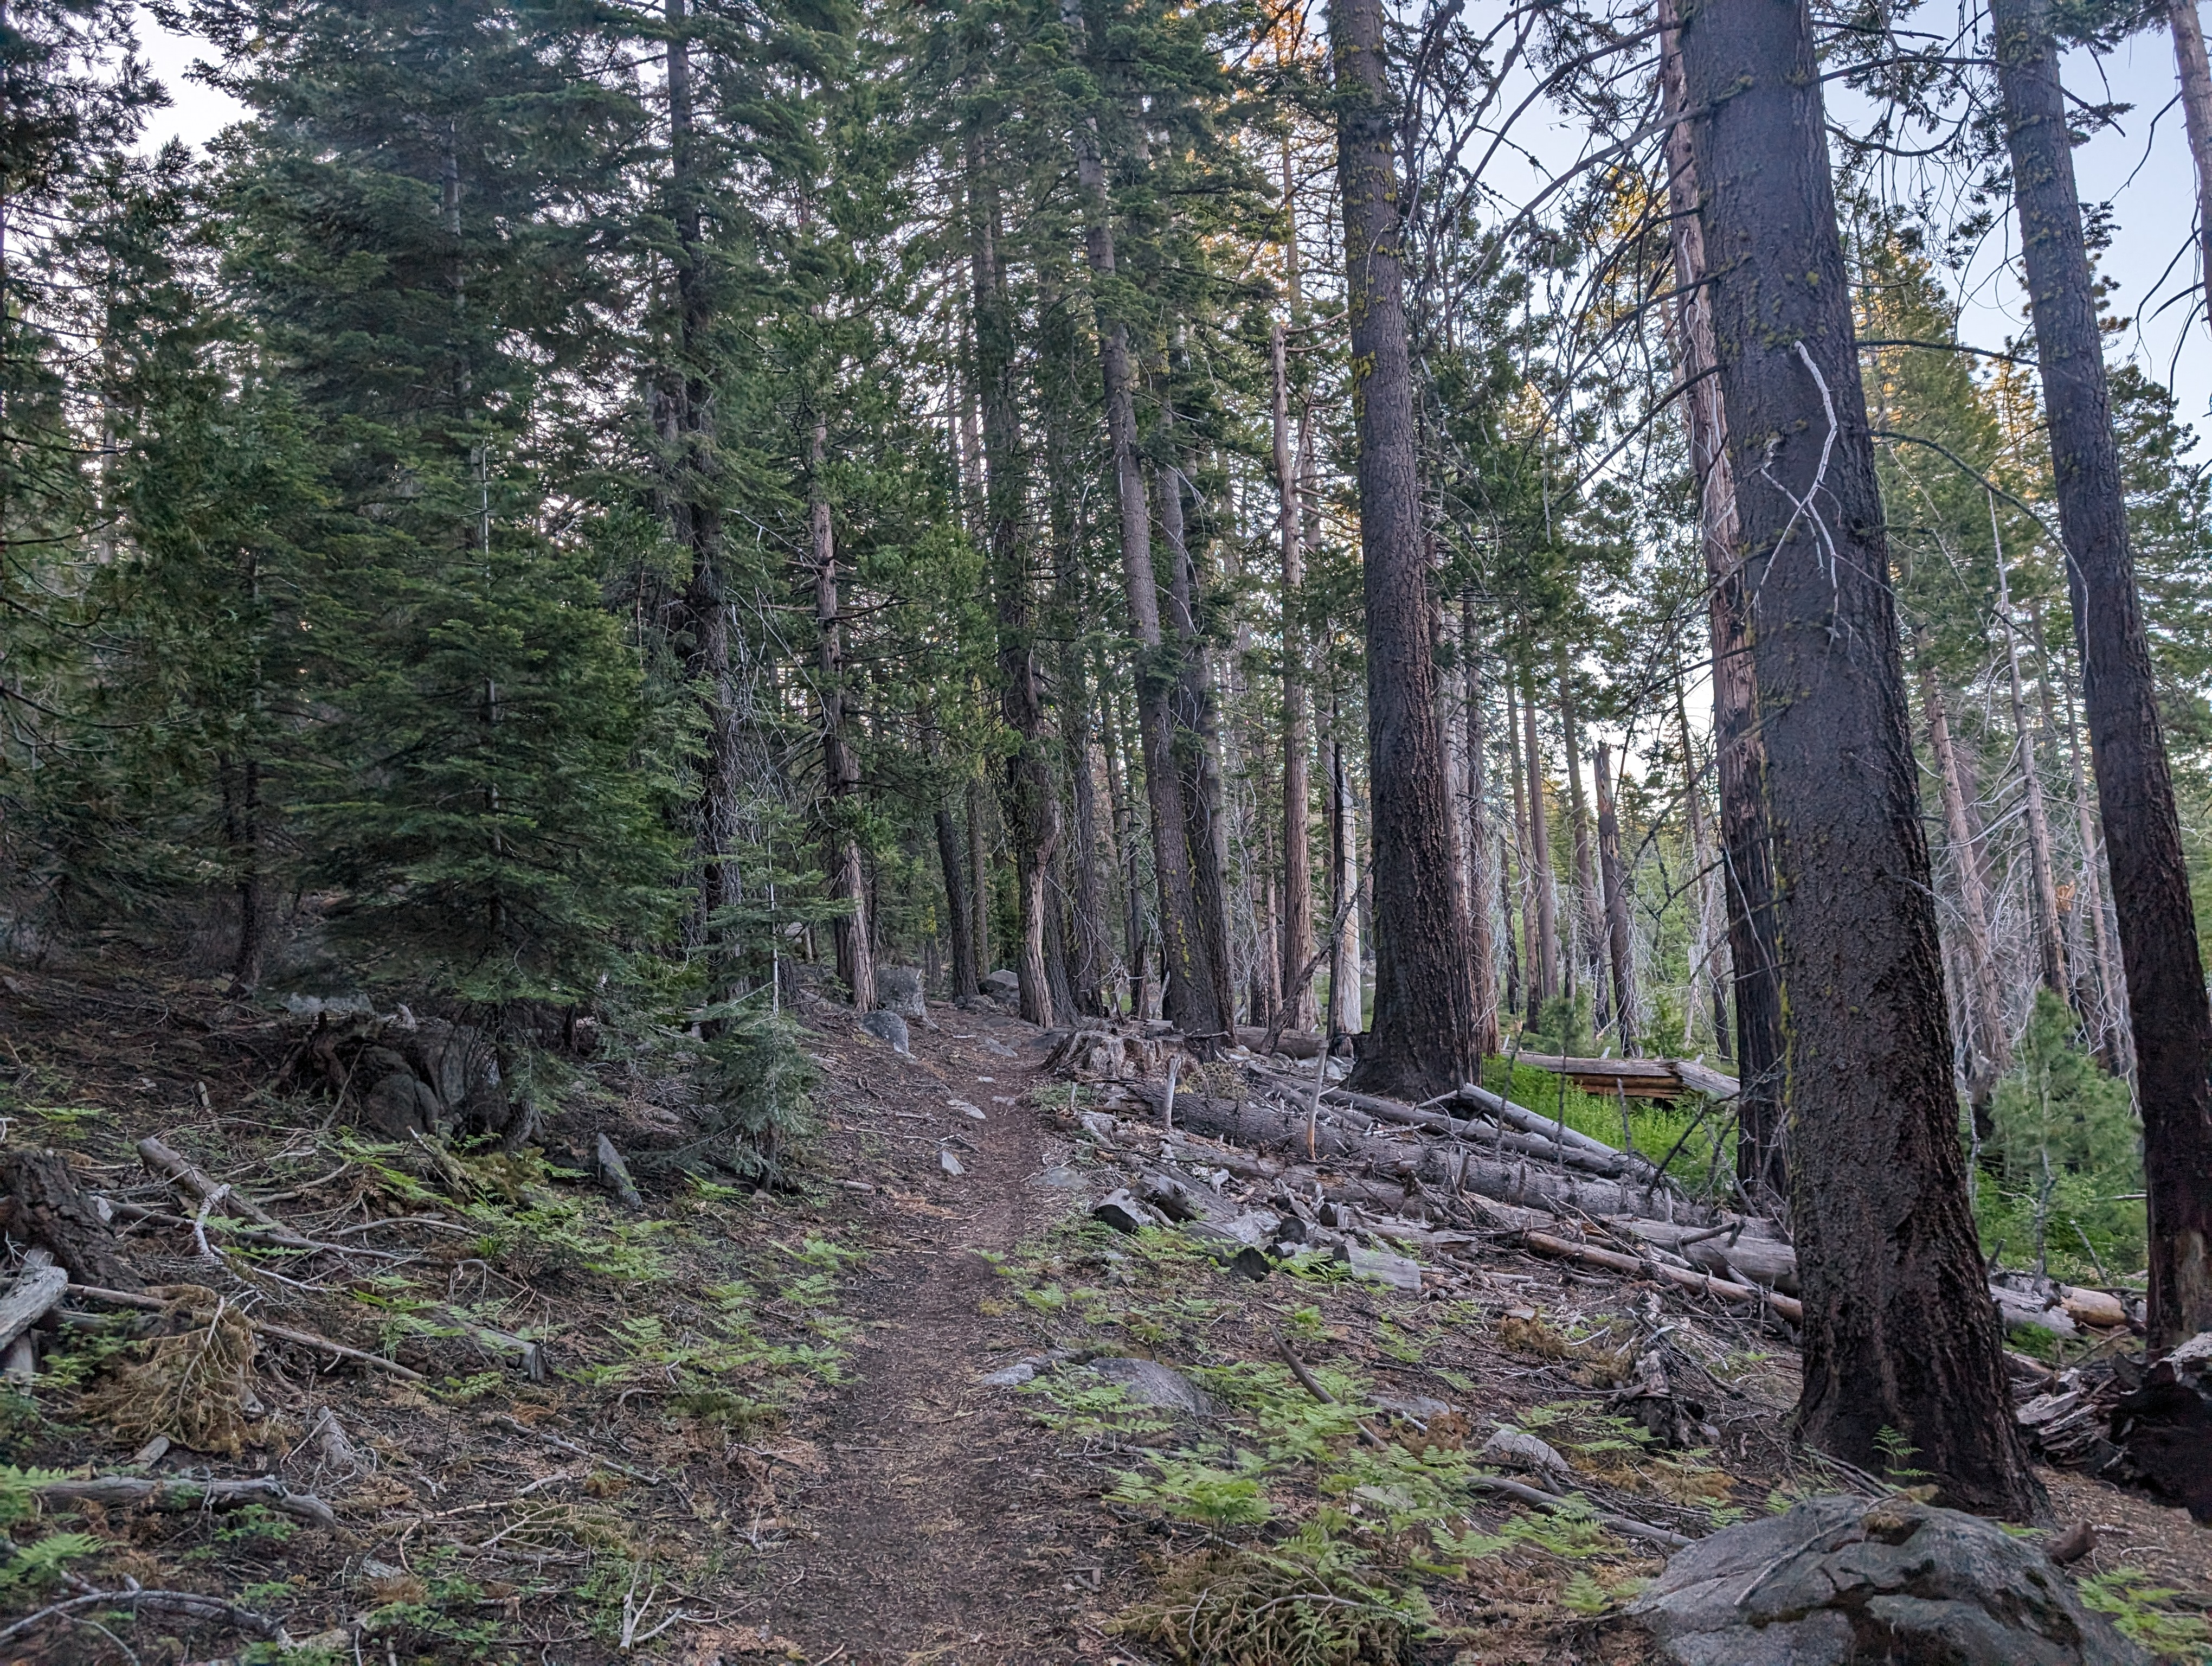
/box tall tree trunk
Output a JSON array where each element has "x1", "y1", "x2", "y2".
[
  {"x1": 813, "y1": 420, "x2": 874, "y2": 1016},
  {"x1": 1103, "y1": 684, "x2": 1150, "y2": 1017},
  {"x1": 1462, "y1": 595, "x2": 1499, "y2": 1056},
  {"x1": 1660, "y1": 0, "x2": 1780, "y2": 1191},
  {"x1": 1994, "y1": 0, "x2": 2212, "y2": 1351},
  {"x1": 968, "y1": 770, "x2": 992, "y2": 976},
  {"x1": 1061, "y1": 0, "x2": 1219, "y2": 1039},
  {"x1": 1671, "y1": 669, "x2": 1724, "y2": 1058},
  {"x1": 1331, "y1": 0, "x2": 1475, "y2": 1095},
  {"x1": 2048, "y1": 606, "x2": 2129, "y2": 1071},
  {"x1": 967, "y1": 129, "x2": 1056, "y2": 1027},
  {"x1": 922, "y1": 707, "x2": 978, "y2": 999},
  {"x1": 934, "y1": 811, "x2": 977, "y2": 1001},
  {"x1": 1681, "y1": 0, "x2": 2036, "y2": 1513},
  {"x1": 1156, "y1": 442, "x2": 1236, "y2": 1036},
  {"x1": 664, "y1": 0, "x2": 739, "y2": 994},
  {"x1": 1559, "y1": 650, "x2": 1605, "y2": 1025},
  {"x1": 1995, "y1": 536, "x2": 2069, "y2": 997},
  {"x1": 1917, "y1": 641, "x2": 2011, "y2": 1106},
  {"x1": 1274, "y1": 322, "x2": 1317, "y2": 1033},
  {"x1": 1594, "y1": 742, "x2": 1636, "y2": 1046},
  {"x1": 1506, "y1": 670, "x2": 1535, "y2": 1023},
  {"x1": 1329, "y1": 728, "x2": 1364, "y2": 1037},
  {"x1": 1521, "y1": 661, "x2": 1560, "y2": 1011},
  {"x1": 2171, "y1": 0, "x2": 2212, "y2": 340},
  {"x1": 1056, "y1": 598, "x2": 1107, "y2": 1020}
]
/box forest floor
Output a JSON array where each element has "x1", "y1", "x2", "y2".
[{"x1": 0, "y1": 960, "x2": 2208, "y2": 1665}]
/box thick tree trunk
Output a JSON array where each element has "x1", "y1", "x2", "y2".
[
  {"x1": 1917, "y1": 642, "x2": 2011, "y2": 1103},
  {"x1": 812, "y1": 420, "x2": 874, "y2": 1015},
  {"x1": 2171, "y1": 0, "x2": 2212, "y2": 339},
  {"x1": 1156, "y1": 444, "x2": 1236, "y2": 1036},
  {"x1": 1994, "y1": 0, "x2": 2212, "y2": 1351},
  {"x1": 1062, "y1": 0, "x2": 1219, "y2": 1038},
  {"x1": 967, "y1": 130, "x2": 1055, "y2": 1027},
  {"x1": 1274, "y1": 322, "x2": 1317, "y2": 1033},
  {"x1": 1659, "y1": 0, "x2": 1781, "y2": 1195},
  {"x1": 1520, "y1": 662, "x2": 1560, "y2": 1010},
  {"x1": 1332, "y1": 0, "x2": 1475, "y2": 1095},
  {"x1": 1462, "y1": 595, "x2": 1499, "y2": 1056},
  {"x1": 1680, "y1": 0, "x2": 2036, "y2": 1513},
  {"x1": 1594, "y1": 742, "x2": 1636, "y2": 1043}
]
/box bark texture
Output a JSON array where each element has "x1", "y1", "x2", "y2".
[
  {"x1": 1917, "y1": 642, "x2": 2010, "y2": 1101},
  {"x1": 1595, "y1": 742, "x2": 1635, "y2": 1042},
  {"x1": 2172, "y1": 0, "x2": 2212, "y2": 341},
  {"x1": 1275, "y1": 322, "x2": 1316, "y2": 1033},
  {"x1": 1331, "y1": 0, "x2": 1476, "y2": 1095},
  {"x1": 1463, "y1": 595, "x2": 1499, "y2": 1055},
  {"x1": 967, "y1": 132, "x2": 1055, "y2": 1027},
  {"x1": 1063, "y1": 0, "x2": 1219, "y2": 1037},
  {"x1": 662, "y1": 0, "x2": 741, "y2": 994},
  {"x1": 1994, "y1": 0, "x2": 2212, "y2": 1351},
  {"x1": 1658, "y1": 0, "x2": 1782, "y2": 1199},
  {"x1": 812, "y1": 419, "x2": 874, "y2": 1016},
  {"x1": 1680, "y1": 0, "x2": 2036, "y2": 1514}
]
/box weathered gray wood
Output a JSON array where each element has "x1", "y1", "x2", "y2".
[
  {"x1": 0, "y1": 1261, "x2": 66, "y2": 1354},
  {"x1": 594, "y1": 1133, "x2": 644, "y2": 1210},
  {"x1": 35, "y1": 1472, "x2": 336, "y2": 1530}
]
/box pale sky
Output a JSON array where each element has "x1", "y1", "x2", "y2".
[{"x1": 134, "y1": 5, "x2": 2208, "y2": 458}]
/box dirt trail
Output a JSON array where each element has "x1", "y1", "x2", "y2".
[{"x1": 743, "y1": 1007, "x2": 1109, "y2": 1665}]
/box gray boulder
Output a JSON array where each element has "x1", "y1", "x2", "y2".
[
  {"x1": 858, "y1": 1010, "x2": 910, "y2": 1053},
  {"x1": 981, "y1": 968, "x2": 1020, "y2": 1002},
  {"x1": 876, "y1": 965, "x2": 927, "y2": 1019},
  {"x1": 1630, "y1": 1495, "x2": 2148, "y2": 1666},
  {"x1": 1089, "y1": 1356, "x2": 1218, "y2": 1419}
]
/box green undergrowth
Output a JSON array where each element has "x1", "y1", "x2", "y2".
[
  {"x1": 989, "y1": 1216, "x2": 1727, "y2": 1662},
  {"x1": 2079, "y1": 1567, "x2": 2212, "y2": 1659},
  {"x1": 1972, "y1": 990, "x2": 2147, "y2": 1289},
  {"x1": 1480, "y1": 1055, "x2": 1737, "y2": 1197}
]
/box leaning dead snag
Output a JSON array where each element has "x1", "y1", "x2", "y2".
[{"x1": 1677, "y1": 0, "x2": 2035, "y2": 1512}]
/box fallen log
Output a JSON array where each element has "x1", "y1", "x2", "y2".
[
  {"x1": 1236, "y1": 1026, "x2": 1322, "y2": 1060},
  {"x1": 36, "y1": 1472, "x2": 338, "y2": 1531},
  {"x1": 1129, "y1": 1081, "x2": 1715, "y2": 1225},
  {"x1": 138, "y1": 1136, "x2": 285, "y2": 1231},
  {"x1": 1517, "y1": 1228, "x2": 1804, "y2": 1324},
  {"x1": 0, "y1": 1588, "x2": 285, "y2": 1650},
  {"x1": 1245, "y1": 1068, "x2": 1652, "y2": 1183},
  {"x1": 0, "y1": 1257, "x2": 67, "y2": 1355}
]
